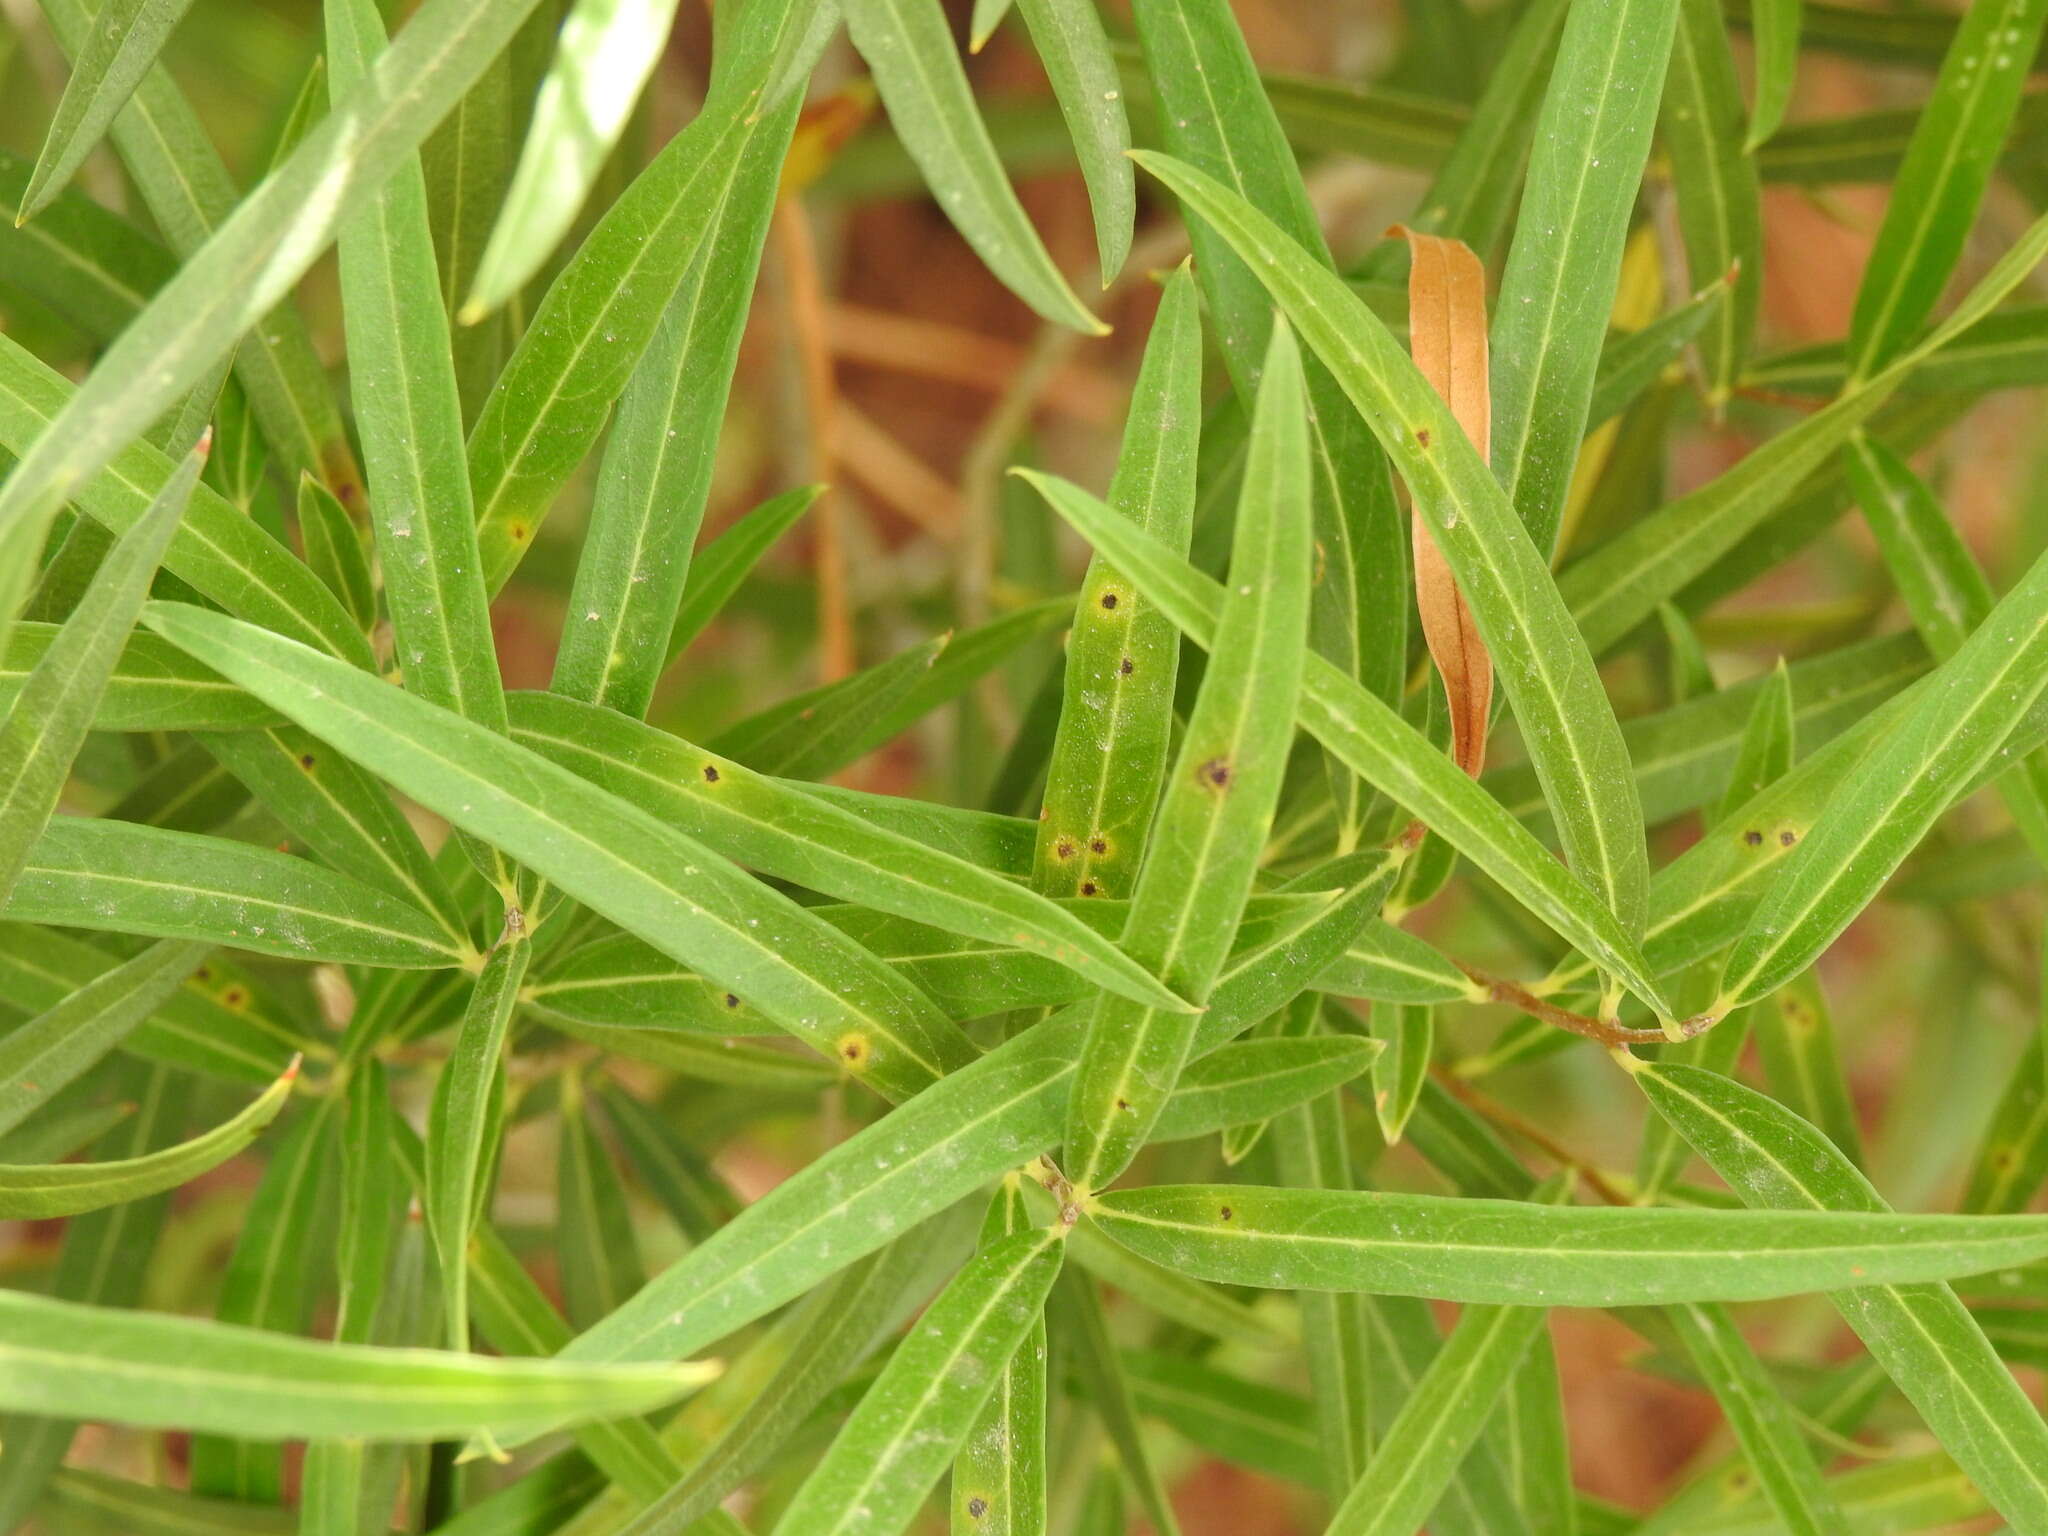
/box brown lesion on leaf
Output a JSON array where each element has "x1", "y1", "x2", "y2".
[
  {"x1": 1743, "y1": 829, "x2": 1764, "y2": 846},
  {"x1": 1053, "y1": 839, "x2": 1076, "y2": 861},
  {"x1": 1778, "y1": 828, "x2": 1798, "y2": 847},
  {"x1": 701, "y1": 763, "x2": 721, "y2": 783},
  {"x1": 507, "y1": 521, "x2": 530, "y2": 545},
  {"x1": 1415, "y1": 428, "x2": 1431, "y2": 448},
  {"x1": 1218, "y1": 1205, "x2": 1234, "y2": 1221},
  {"x1": 221, "y1": 986, "x2": 247, "y2": 1009},
  {"x1": 836, "y1": 1033, "x2": 870, "y2": 1067},
  {"x1": 1198, "y1": 757, "x2": 1232, "y2": 790},
  {"x1": 966, "y1": 1497, "x2": 988, "y2": 1520},
  {"x1": 724, "y1": 992, "x2": 741, "y2": 1010},
  {"x1": 1118, "y1": 655, "x2": 1134, "y2": 675},
  {"x1": 1096, "y1": 586, "x2": 1123, "y2": 612},
  {"x1": 297, "y1": 752, "x2": 316, "y2": 771},
  {"x1": 1088, "y1": 837, "x2": 1108, "y2": 856},
  {"x1": 1080, "y1": 881, "x2": 1099, "y2": 896}
]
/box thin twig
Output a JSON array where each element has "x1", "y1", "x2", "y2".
[{"x1": 1432, "y1": 1068, "x2": 1634, "y2": 1208}]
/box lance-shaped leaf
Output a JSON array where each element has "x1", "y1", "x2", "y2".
[
  {"x1": 5, "y1": 819, "x2": 463, "y2": 970},
  {"x1": 1321, "y1": 922, "x2": 1487, "y2": 1007},
  {"x1": 1746, "y1": 0, "x2": 1802, "y2": 146},
  {"x1": 0, "y1": 0, "x2": 552, "y2": 633},
  {"x1": 709, "y1": 633, "x2": 948, "y2": 779},
  {"x1": 142, "y1": 604, "x2": 976, "y2": 1101},
  {"x1": 1488, "y1": 0, "x2": 1681, "y2": 555},
  {"x1": 1132, "y1": 151, "x2": 1650, "y2": 936},
  {"x1": 1661, "y1": 0, "x2": 1763, "y2": 405},
  {"x1": 1084, "y1": 1183, "x2": 2048, "y2": 1305},
  {"x1": 840, "y1": 0, "x2": 1099, "y2": 332},
  {"x1": 771, "y1": 1229, "x2": 1064, "y2": 1536},
  {"x1": 1632, "y1": 1060, "x2": 2048, "y2": 1531},
  {"x1": 0, "y1": 1059, "x2": 296, "y2": 1220},
  {"x1": 551, "y1": 88, "x2": 797, "y2": 718},
  {"x1": 1962, "y1": 1024, "x2": 2048, "y2": 1215},
  {"x1": 18, "y1": 0, "x2": 200, "y2": 221},
  {"x1": 0, "y1": 926, "x2": 294, "y2": 1086},
  {"x1": 1716, "y1": 659, "x2": 1794, "y2": 823},
  {"x1": 294, "y1": 477, "x2": 375, "y2": 636},
  {"x1": 1368, "y1": 1003, "x2": 1433, "y2": 1144},
  {"x1": 426, "y1": 932, "x2": 528, "y2": 1351},
  {"x1": 466, "y1": 0, "x2": 827, "y2": 593},
  {"x1": 1149, "y1": 1036, "x2": 1383, "y2": 1144},
  {"x1": 1014, "y1": 0, "x2": 1132, "y2": 286},
  {"x1": 1397, "y1": 226, "x2": 1494, "y2": 780},
  {"x1": 1753, "y1": 972, "x2": 1864, "y2": 1166},
  {"x1": 1847, "y1": 429, "x2": 2048, "y2": 867},
  {"x1": 1063, "y1": 319, "x2": 1313, "y2": 1194},
  {"x1": 1716, "y1": 518, "x2": 2048, "y2": 1010},
  {"x1": 0, "y1": 1289, "x2": 715, "y2": 1442},
  {"x1": 465, "y1": 0, "x2": 685, "y2": 319},
  {"x1": 952, "y1": 1180, "x2": 1048, "y2": 1536},
  {"x1": 1847, "y1": 0, "x2": 2048, "y2": 376},
  {"x1": 1016, "y1": 468, "x2": 1672, "y2": 1015},
  {"x1": 557, "y1": 1072, "x2": 647, "y2": 1331},
  {"x1": 0, "y1": 433, "x2": 203, "y2": 906},
  {"x1": 505, "y1": 691, "x2": 1193, "y2": 1015},
  {"x1": 0, "y1": 941, "x2": 206, "y2": 1141},
  {"x1": 1323, "y1": 1254, "x2": 1555, "y2": 1533},
  {"x1": 328, "y1": 0, "x2": 510, "y2": 747},
  {"x1": 1667, "y1": 1300, "x2": 1850, "y2": 1536},
  {"x1": 662, "y1": 485, "x2": 822, "y2": 667},
  {"x1": 554, "y1": 887, "x2": 1381, "y2": 1378},
  {"x1": 1033, "y1": 262, "x2": 1200, "y2": 902}
]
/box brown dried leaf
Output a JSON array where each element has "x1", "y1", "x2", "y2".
[{"x1": 1396, "y1": 225, "x2": 1494, "y2": 779}]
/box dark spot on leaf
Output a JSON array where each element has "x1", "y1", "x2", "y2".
[
  {"x1": 1119, "y1": 656, "x2": 1134, "y2": 675},
  {"x1": 724, "y1": 993, "x2": 740, "y2": 1009},
  {"x1": 508, "y1": 522, "x2": 529, "y2": 544},
  {"x1": 222, "y1": 987, "x2": 246, "y2": 1008},
  {"x1": 195, "y1": 966, "x2": 211, "y2": 981},
  {"x1": 298, "y1": 753, "x2": 316, "y2": 770},
  {"x1": 967, "y1": 1498, "x2": 988, "y2": 1520},
  {"x1": 1778, "y1": 829, "x2": 1797, "y2": 847},
  {"x1": 1416, "y1": 428, "x2": 1431, "y2": 447},
  {"x1": 702, "y1": 764, "x2": 720, "y2": 783},
  {"x1": 839, "y1": 1034, "x2": 868, "y2": 1065},
  {"x1": 1743, "y1": 829, "x2": 1763, "y2": 846},
  {"x1": 1089, "y1": 838, "x2": 1107, "y2": 855},
  {"x1": 1200, "y1": 758, "x2": 1231, "y2": 788},
  {"x1": 1219, "y1": 1205, "x2": 1233, "y2": 1221},
  {"x1": 1055, "y1": 841, "x2": 1075, "y2": 860},
  {"x1": 1991, "y1": 1147, "x2": 2018, "y2": 1172},
  {"x1": 1080, "y1": 881, "x2": 1099, "y2": 896},
  {"x1": 1116, "y1": 1098, "x2": 1131, "y2": 1111},
  {"x1": 1099, "y1": 590, "x2": 1119, "y2": 610}
]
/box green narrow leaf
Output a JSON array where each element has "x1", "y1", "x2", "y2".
[
  {"x1": 143, "y1": 604, "x2": 978, "y2": 1102},
  {"x1": 0, "y1": 433, "x2": 203, "y2": 905},
  {"x1": 32, "y1": 0, "x2": 361, "y2": 506},
  {"x1": 550, "y1": 85, "x2": 796, "y2": 717},
  {"x1": 1131, "y1": 151, "x2": 1652, "y2": 939},
  {"x1": 1121, "y1": 1351, "x2": 1319, "y2": 1488},
  {"x1": 1368, "y1": 1002, "x2": 1433, "y2": 1143},
  {"x1": 1324, "y1": 1271, "x2": 1550, "y2": 1534},
  {"x1": 0, "y1": 1062, "x2": 177, "y2": 1529},
  {"x1": 19, "y1": 0, "x2": 199, "y2": 221},
  {"x1": 1847, "y1": 429, "x2": 2048, "y2": 869},
  {"x1": 1032, "y1": 262, "x2": 1200, "y2": 902},
  {"x1": 1015, "y1": 467, "x2": 1672, "y2": 1014},
  {"x1": 839, "y1": 0, "x2": 1100, "y2": 332},
  {"x1": 556, "y1": 1073, "x2": 648, "y2": 1333},
  {"x1": 0, "y1": 313, "x2": 371, "y2": 669},
  {"x1": 327, "y1": 0, "x2": 516, "y2": 903},
  {"x1": 1085, "y1": 1182, "x2": 2048, "y2": 1304},
  {"x1": 1013, "y1": 0, "x2": 1132, "y2": 286},
  {"x1": 293, "y1": 475, "x2": 376, "y2": 637},
  {"x1": 662, "y1": 485, "x2": 821, "y2": 667},
  {"x1": 1716, "y1": 659, "x2": 1795, "y2": 824},
  {"x1": 1150, "y1": 1036, "x2": 1383, "y2": 1143},
  {"x1": 770, "y1": 1229, "x2": 1066, "y2": 1536},
  {"x1": 1660, "y1": 0, "x2": 1763, "y2": 406},
  {"x1": 426, "y1": 930, "x2": 530, "y2": 1351},
  {"x1": 599, "y1": 1081, "x2": 741, "y2": 1243},
  {"x1": 0, "y1": 942, "x2": 207, "y2": 1139},
  {"x1": 1847, "y1": 0, "x2": 2048, "y2": 376},
  {"x1": 0, "y1": 1288, "x2": 714, "y2": 1442},
  {"x1": 1487, "y1": 0, "x2": 1681, "y2": 556},
  {"x1": 1961, "y1": 1021, "x2": 2048, "y2": 1215},
  {"x1": 1588, "y1": 284, "x2": 1729, "y2": 431},
  {"x1": 953, "y1": 1180, "x2": 1049, "y2": 1536},
  {"x1": 1716, "y1": 499, "x2": 2048, "y2": 1010},
  {"x1": 1744, "y1": 0, "x2": 1801, "y2": 146},
  {"x1": 1496, "y1": 1329, "x2": 1576, "y2": 1536},
  {"x1": 507, "y1": 692, "x2": 1194, "y2": 1015},
  {"x1": 0, "y1": 1059, "x2": 295, "y2": 1219},
  {"x1": 6, "y1": 819, "x2": 466, "y2": 969},
  {"x1": 464, "y1": 0, "x2": 684, "y2": 319},
  {"x1": 1667, "y1": 1300, "x2": 1850, "y2": 1536},
  {"x1": 1062, "y1": 318, "x2": 1313, "y2": 1194},
  {"x1": 708, "y1": 633, "x2": 948, "y2": 778},
  {"x1": 1632, "y1": 1059, "x2": 2048, "y2": 1531},
  {"x1": 196, "y1": 723, "x2": 473, "y2": 955},
  {"x1": 1267, "y1": 996, "x2": 1374, "y2": 1495},
  {"x1": 1752, "y1": 973, "x2": 1864, "y2": 1165},
  {"x1": 1053, "y1": 1265, "x2": 1183, "y2": 1536}
]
